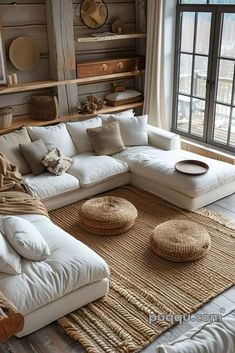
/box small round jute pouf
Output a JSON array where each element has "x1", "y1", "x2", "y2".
[
  {"x1": 79, "y1": 196, "x2": 138, "y2": 235},
  {"x1": 150, "y1": 220, "x2": 211, "y2": 262}
]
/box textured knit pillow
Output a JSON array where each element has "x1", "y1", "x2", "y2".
[
  {"x1": 1, "y1": 216, "x2": 50, "y2": 261},
  {"x1": 87, "y1": 121, "x2": 125, "y2": 156},
  {"x1": 20, "y1": 139, "x2": 48, "y2": 175},
  {"x1": 41, "y1": 148, "x2": 72, "y2": 176}
]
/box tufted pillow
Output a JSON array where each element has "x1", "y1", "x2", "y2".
[{"x1": 41, "y1": 148, "x2": 72, "y2": 176}]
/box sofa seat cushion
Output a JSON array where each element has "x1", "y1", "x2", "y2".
[
  {"x1": 24, "y1": 172, "x2": 80, "y2": 200},
  {"x1": 68, "y1": 153, "x2": 129, "y2": 187},
  {"x1": 0, "y1": 214, "x2": 109, "y2": 315},
  {"x1": 114, "y1": 147, "x2": 235, "y2": 197}
]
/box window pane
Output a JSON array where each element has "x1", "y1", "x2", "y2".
[
  {"x1": 217, "y1": 59, "x2": 234, "y2": 104},
  {"x1": 213, "y1": 103, "x2": 230, "y2": 144},
  {"x1": 191, "y1": 99, "x2": 205, "y2": 137},
  {"x1": 177, "y1": 95, "x2": 190, "y2": 133},
  {"x1": 181, "y1": 0, "x2": 207, "y2": 3},
  {"x1": 179, "y1": 54, "x2": 193, "y2": 94},
  {"x1": 229, "y1": 109, "x2": 235, "y2": 146},
  {"x1": 181, "y1": 12, "x2": 195, "y2": 53},
  {"x1": 196, "y1": 13, "x2": 211, "y2": 55},
  {"x1": 220, "y1": 14, "x2": 235, "y2": 58},
  {"x1": 193, "y1": 56, "x2": 208, "y2": 98},
  {"x1": 210, "y1": 0, "x2": 235, "y2": 4}
]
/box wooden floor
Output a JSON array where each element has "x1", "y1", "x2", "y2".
[{"x1": 1, "y1": 193, "x2": 235, "y2": 353}]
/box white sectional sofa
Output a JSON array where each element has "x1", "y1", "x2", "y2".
[
  {"x1": 0, "y1": 109, "x2": 235, "y2": 338},
  {"x1": 20, "y1": 122, "x2": 235, "y2": 212}
]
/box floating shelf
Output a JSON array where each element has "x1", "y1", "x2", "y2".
[
  {"x1": 77, "y1": 33, "x2": 147, "y2": 43},
  {"x1": 0, "y1": 102, "x2": 144, "y2": 135},
  {"x1": 0, "y1": 71, "x2": 145, "y2": 95}
]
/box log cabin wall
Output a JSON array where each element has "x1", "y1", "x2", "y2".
[
  {"x1": 0, "y1": 0, "x2": 54, "y2": 119},
  {"x1": 0, "y1": 0, "x2": 146, "y2": 122}
]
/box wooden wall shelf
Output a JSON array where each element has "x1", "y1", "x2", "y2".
[
  {"x1": 77, "y1": 33, "x2": 147, "y2": 43},
  {"x1": 0, "y1": 102, "x2": 143, "y2": 135},
  {"x1": 0, "y1": 71, "x2": 145, "y2": 95}
]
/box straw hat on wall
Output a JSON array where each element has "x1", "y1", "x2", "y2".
[{"x1": 80, "y1": 0, "x2": 108, "y2": 29}]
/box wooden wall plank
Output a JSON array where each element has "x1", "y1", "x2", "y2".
[
  {"x1": 46, "y1": 0, "x2": 78, "y2": 115},
  {"x1": 0, "y1": 4, "x2": 46, "y2": 26}
]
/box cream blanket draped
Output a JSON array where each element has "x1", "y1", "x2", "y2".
[{"x1": 0, "y1": 153, "x2": 48, "y2": 217}]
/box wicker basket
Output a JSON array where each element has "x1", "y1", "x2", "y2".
[
  {"x1": 30, "y1": 95, "x2": 59, "y2": 121},
  {"x1": 0, "y1": 107, "x2": 13, "y2": 129}
]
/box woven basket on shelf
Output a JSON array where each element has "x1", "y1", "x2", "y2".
[
  {"x1": 0, "y1": 107, "x2": 13, "y2": 129},
  {"x1": 30, "y1": 95, "x2": 59, "y2": 121}
]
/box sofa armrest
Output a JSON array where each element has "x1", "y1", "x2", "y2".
[{"x1": 147, "y1": 125, "x2": 181, "y2": 150}]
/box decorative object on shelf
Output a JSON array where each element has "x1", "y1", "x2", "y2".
[
  {"x1": 0, "y1": 31, "x2": 7, "y2": 85},
  {"x1": 77, "y1": 56, "x2": 145, "y2": 78},
  {"x1": 112, "y1": 18, "x2": 125, "y2": 34},
  {"x1": 6, "y1": 75, "x2": 13, "y2": 86},
  {"x1": 30, "y1": 95, "x2": 59, "y2": 121},
  {"x1": 77, "y1": 94, "x2": 105, "y2": 114},
  {"x1": 106, "y1": 89, "x2": 142, "y2": 106},
  {"x1": 0, "y1": 106, "x2": 13, "y2": 129},
  {"x1": 6, "y1": 73, "x2": 18, "y2": 86},
  {"x1": 12, "y1": 73, "x2": 18, "y2": 85},
  {"x1": 112, "y1": 83, "x2": 125, "y2": 93},
  {"x1": 90, "y1": 32, "x2": 113, "y2": 37},
  {"x1": 175, "y1": 159, "x2": 209, "y2": 175},
  {"x1": 80, "y1": 0, "x2": 108, "y2": 29},
  {"x1": 9, "y1": 36, "x2": 40, "y2": 71}
]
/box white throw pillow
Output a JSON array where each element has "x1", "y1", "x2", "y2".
[
  {"x1": 0, "y1": 231, "x2": 21, "y2": 275},
  {"x1": 1, "y1": 216, "x2": 51, "y2": 261},
  {"x1": 98, "y1": 109, "x2": 135, "y2": 123},
  {"x1": 66, "y1": 117, "x2": 102, "y2": 153},
  {"x1": 27, "y1": 123, "x2": 77, "y2": 158},
  {"x1": 110, "y1": 115, "x2": 148, "y2": 146}
]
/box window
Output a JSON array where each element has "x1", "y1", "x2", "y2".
[{"x1": 173, "y1": 0, "x2": 235, "y2": 152}]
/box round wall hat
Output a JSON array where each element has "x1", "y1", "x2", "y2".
[
  {"x1": 80, "y1": 0, "x2": 108, "y2": 29},
  {"x1": 9, "y1": 36, "x2": 40, "y2": 71}
]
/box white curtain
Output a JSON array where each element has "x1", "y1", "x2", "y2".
[{"x1": 144, "y1": 0, "x2": 176, "y2": 130}]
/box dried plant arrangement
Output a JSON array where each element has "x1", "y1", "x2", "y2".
[{"x1": 77, "y1": 94, "x2": 105, "y2": 114}]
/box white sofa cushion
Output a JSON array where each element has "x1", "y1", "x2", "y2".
[
  {"x1": 24, "y1": 172, "x2": 80, "y2": 200},
  {"x1": 148, "y1": 125, "x2": 181, "y2": 150},
  {"x1": 0, "y1": 232, "x2": 21, "y2": 275},
  {"x1": 27, "y1": 123, "x2": 77, "y2": 157},
  {"x1": 114, "y1": 147, "x2": 235, "y2": 198},
  {"x1": 66, "y1": 117, "x2": 102, "y2": 153},
  {"x1": 0, "y1": 214, "x2": 109, "y2": 315},
  {"x1": 156, "y1": 310, "x2": 235, "y2": 353},
  {"x1": 98, "y1": 109, "x2": 135, "y2": 123},
  {"x1": 1, "y1": 216, "x2": 51, "y2": 261},
  {"x1": 68, "y1": 153, "x2": 129, "y2": 187}
]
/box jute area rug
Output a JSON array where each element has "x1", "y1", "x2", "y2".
[{"x1": 49, "y1": 186, "x2": 235, "y2": 353}]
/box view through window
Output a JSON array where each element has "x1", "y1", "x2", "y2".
[{"x1": 173, "y1": 0, "x2": 235, "y2": 152}]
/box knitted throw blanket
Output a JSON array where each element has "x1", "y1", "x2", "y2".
[{"x1": 0, "y1": 153, "x2": 48, "y2": 217}]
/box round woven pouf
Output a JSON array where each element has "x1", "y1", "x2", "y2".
[
  {"x1": 79, "y1": 196, "x2": 138, "y2": 235},
  {"x1": 150, "y1": 220, "x2": 211, "y2": 262}
]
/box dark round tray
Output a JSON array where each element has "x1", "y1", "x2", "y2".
[{"x1": 175, "y1": 159, "x2": 209, "y2": 176}]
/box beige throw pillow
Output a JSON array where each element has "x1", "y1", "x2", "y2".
[
  {"x1": 87, "y1": 121, "x2": 125, "y2": 156},
  {"x1": 20, "y1": 139, "x2": 48, "y2": 176},
  {"x1": 41, "y1": 148, "x2": 72, "y2": 176}
]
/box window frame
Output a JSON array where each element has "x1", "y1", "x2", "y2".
[{"x1": 172, "y1": 2, "x2": 235, "y2": 153}]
